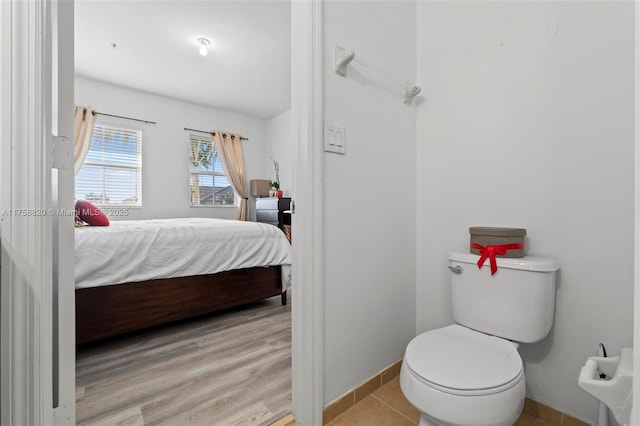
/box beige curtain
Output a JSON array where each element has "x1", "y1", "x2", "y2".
[
  {"x1": 74, "y1": 106, "x2": 97, "y2": 174},
  {"x1": 211, "y1": 131, "x2": 249, "y2": 221}
]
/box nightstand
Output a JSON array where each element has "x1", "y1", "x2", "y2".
[{"x1": 256, "y1": 197, "x2": 291, "y2": 237}]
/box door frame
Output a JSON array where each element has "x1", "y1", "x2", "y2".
[
  {"x1": 291, "y1": 1, "x2": 324, "y2": 425},
  {"x1": 633, "y1": 0, "x2": 639, "y2": 421}
]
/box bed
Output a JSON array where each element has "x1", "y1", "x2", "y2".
[{"x1": 75, "y1": 218, "x2": 292, "y2": 344}]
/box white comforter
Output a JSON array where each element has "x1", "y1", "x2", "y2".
[{"x1": 75, "y1": 218, "x2": 292, "y2": 290}]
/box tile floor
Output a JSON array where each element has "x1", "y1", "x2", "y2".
[{"x1": 324, "y1": 376, "x2": 555, "y2": 426}]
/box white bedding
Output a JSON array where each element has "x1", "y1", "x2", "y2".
[{"x1": 75, "y1": 218, "x2": 292, "y2": 290}]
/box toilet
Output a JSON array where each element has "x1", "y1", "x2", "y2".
[{"x1": 400, "y1": 251, "x2": 559, "y2": 426}]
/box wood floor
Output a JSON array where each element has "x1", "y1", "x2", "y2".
[{"x1": 76, "y1": 294, "x2": 291, "y2": 426}]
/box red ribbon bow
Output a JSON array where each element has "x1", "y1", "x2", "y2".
[{"x1": 470, "y1": 243, "x2": 524, "y2": 275}]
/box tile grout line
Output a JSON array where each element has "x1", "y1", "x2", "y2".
[{"x1": 369, "y1": 394, "x2": 418, "y2": 425}]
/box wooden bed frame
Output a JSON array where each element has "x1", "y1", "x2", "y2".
[{"x1": 76, "y1": 265, "x2": 285, "y2": 344}]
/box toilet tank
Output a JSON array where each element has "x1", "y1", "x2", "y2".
[{"x1": 448, "y1": 251, "x2": 559, "y2": 343}]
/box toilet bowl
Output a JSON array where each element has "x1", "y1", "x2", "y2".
[
  {"x1": 400, "y1": 252, "x2": 559, "y2": 426},
  {"x1": 400, "y1": 325, "x2": 525, "y2": 426}
]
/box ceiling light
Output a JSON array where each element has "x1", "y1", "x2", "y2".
[{"x1": 197, "y1": 38, "x2": 211, "y2": 56}]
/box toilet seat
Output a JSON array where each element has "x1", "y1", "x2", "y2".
[{"x1": 404, "y1": 324, "x2": 523, "y2": 396}]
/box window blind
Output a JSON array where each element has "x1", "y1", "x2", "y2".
[{"x1": 75, "y1": 124, "x2": 142, "y2": 206}]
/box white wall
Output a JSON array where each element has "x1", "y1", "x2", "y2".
[
  {"x1": 323, "y1": 0, "x2": 417, "y2": 404},
  {"x1": 75, "y1": 76, "x2": 270, "y2": 221},
  {"x1": 416, "y1": 1, "x2": 635, "y2": 423},
  {"x1": 266, "y1": 109, "x2": 293, "y2": 197}
]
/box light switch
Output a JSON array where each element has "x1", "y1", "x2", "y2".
[{"x1": 324, "y1": 123, "x2": 346, "y2": 155}]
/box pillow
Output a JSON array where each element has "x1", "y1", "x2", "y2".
[{"x1": 75, "y1": 200, "x2": 110, "y2": 226}]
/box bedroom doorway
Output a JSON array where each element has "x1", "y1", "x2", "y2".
[
  {"x1": 70, "y1": 1, "x2": 323, "y2": 425},
  {"x1": 2, "y1": 0, "x2": 322, "y2": 423}
]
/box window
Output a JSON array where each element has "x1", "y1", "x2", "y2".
[
  {"x1": 189, "y1": 135, "x2": 234, "y2": 206},
  {"x1": 75, "y1": 124, "x2": 142, "y2": 206}
]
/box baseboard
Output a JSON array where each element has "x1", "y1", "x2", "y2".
[{"x1": 322, "y1": 359, "x2": 588, "y2": 426}]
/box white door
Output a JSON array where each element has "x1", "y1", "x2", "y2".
[
  {"x1": 0, "y1": 1, "x2": 75, "y2": 425},
  {"x1": 51, "y1": 0, "x2": 77, "y2": 424}
]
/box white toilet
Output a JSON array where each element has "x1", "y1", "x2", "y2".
[{"x1": 400, "y1": 251, "x2": 559, "y2": 426}]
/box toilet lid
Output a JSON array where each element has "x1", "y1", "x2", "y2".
[{"x1": 405, "y1": 325, "x2": 522, "y2": 392}]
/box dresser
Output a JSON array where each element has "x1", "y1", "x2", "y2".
[{"x1": 256, "y1": 197, "x2": 291, "y2": 231}]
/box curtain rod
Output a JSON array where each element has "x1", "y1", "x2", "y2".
[
  {"x1": 183, "y1": 127, "x2": 249, "y2": 141},
  {"x1": 92, "y1": 111, "x2": 157, "y2": 125}
]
